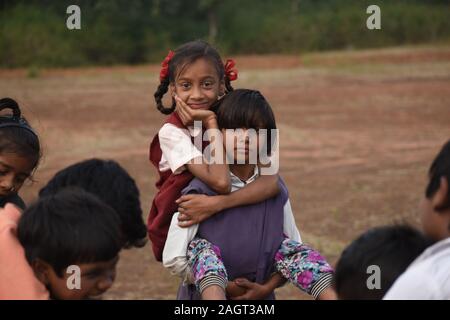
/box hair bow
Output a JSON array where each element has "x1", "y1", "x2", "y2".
[
  {"x1": 224, "y1": 59, "x2": 238, "y2": 81},
  {"x1": 159, "y1": 50, "x2": 174, "y2": 82}
]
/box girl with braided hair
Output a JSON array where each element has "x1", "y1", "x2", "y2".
[{"x1": 148, "y1": 40, "x2": 280, "y2": 263}]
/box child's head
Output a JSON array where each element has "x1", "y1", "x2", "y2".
[
  {"x1": 334, "y1": 225, "x2": 431, "y2": 300},
  {"x1": 155, "y1": 40, "x2": 235, "y2": 115},
  {"x1": 0, "y1": 98, "x2": 41, "y2": 198},
  {"x1": 38, "y1": 158, "x2": 147, "y2": 249},
  {"x1": 422, "y1": 139, "x2": 450, "y2": 241},
  {"x1": 18, "y1": 188, "x2": 122, "y2": 300},
  {"x1": 214, "y1": 89, "x2": 277, "y2": 164}
]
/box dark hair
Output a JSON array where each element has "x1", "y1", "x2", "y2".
[
  {"x1": 214, "y1": 89, "x2": 277, "y2": 155},
  {"x1": 38, "y1": 159, "x2": 147, "y2": 249},
  {"x1": 426, "y1": 139, "x2": 450, "y2": 212},
  {"x1": 334, "y1": 225, "x2": 432, "y2": 300},
  {"x1": 155, "y1": 40, "x2": 233, "y2": 115},
  {"x1": 18, "y1": 188, "x2": 123, "y2": 277},
  {"x1": 0, "y1": 97, "x2": 41, "y2": 170}
]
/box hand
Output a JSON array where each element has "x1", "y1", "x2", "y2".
[
  {"x1": 226, "y1": 281, "x2": 247, "y2": 299},
  {"x1": 174, "y1": 95, "x2": 216, "y2": 126},
  {"x1": 229, "y1": 278, "x2": 271, "y2": 300},
  {"x1": 176, "y1": 194, "x2": 223, "y2": 227}
]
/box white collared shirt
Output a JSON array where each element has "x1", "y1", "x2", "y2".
[
  {"x1": 383, "y1": 237, "x2": 450, "y2": 300},
  {"x1": 162, "y1": 167, "x2": 302, "y2": 283}
]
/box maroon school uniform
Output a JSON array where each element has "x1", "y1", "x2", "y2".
[{"x1": 148, "y1": 113, "x2": 208, "y2": 261}]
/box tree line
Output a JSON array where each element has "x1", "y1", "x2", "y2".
[{"x1": 0, "y1": 0, "x2": 449, "y2": 68}]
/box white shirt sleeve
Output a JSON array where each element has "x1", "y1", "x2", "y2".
[
  {"x1": 159, "y1": 124, "x2": 203, "y2": 174},
  {"x1": 162, "y1": 212, "x2": 199, "y2": 284},
  {"x1": 283, "y1": 199, "x2": 302, "y2": 243}
]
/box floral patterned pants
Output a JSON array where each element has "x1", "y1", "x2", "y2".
[{"x1": 187, "y1": 237, "x2": 334, "y2": 298}]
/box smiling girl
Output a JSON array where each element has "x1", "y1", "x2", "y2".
[{"x1": 0, "y1": 98, "x2": 41, "y2": 209}]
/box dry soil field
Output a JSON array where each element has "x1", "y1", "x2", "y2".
[{"x1": 1, "y1": 45, "x2": 449, "y2": 299}]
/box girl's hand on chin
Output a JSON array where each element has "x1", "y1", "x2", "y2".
[{"x1": 175, "y1": 95, "x2": 216, "y2": 126}]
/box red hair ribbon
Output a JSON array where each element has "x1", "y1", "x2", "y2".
[
  {"x1": 224, "y1": 59, "x2": 238, "y2": 81},
  {"x1": 159, "y1": 50, "x2": 174, "y2": 82}
]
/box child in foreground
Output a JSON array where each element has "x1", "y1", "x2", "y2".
[
  {"x1": 39, "y1": 158, "x2": 147, "y2": 249},
  {"x1": 334, "y1": 224, "x2": 431, "y2": 299},
  {"x1": 384, "y1": 140, "x2": 450, "y2": 299},
  {"x1": 17, "y1": 188, "x2": 122, "y2": 300}
]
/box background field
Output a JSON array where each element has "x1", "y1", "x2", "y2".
[{"x1": 1, "y1": 44, "x2": 449, "y2": 299}]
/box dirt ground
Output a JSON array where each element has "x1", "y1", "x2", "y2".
[{"x1": 1, "y1": 45, "x2": 449, "y2": 299}]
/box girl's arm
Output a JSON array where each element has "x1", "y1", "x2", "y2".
[
  {"x1": 175, "y1": 96, "x2": 231, "y2": 195},
  {"x1": 216, "y1": 173, "x2": 279, "y2": 211},
  {"x1": 185, "y1": 116, "x2": 230, "y2": 194},
  {"x1": 177, "y1": 174, "x2": 279, "y2": 227}
]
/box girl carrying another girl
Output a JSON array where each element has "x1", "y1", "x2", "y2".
[
  {"x1": 148, "y1": 40, "x2": 280, "y2": 262},
  {"x1": 163, "y1": 89, "x2": 335, "y2": 300}
]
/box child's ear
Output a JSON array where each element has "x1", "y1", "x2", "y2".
[
  {"x1": 169, "y1": 83, "x2": 176, "y2": 97},
  {"x1": 433, "y1": 176, "x2": 449, "y2": 211},
  {"x1": 32, "y1": 259, "x2": 51, "y2": 285}
]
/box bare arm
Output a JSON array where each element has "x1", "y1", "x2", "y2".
[
  {"x1": 177, "y1": 174, "x2": 280, "y2": 227},
  {"x1": 175, "y1": 95, "x2": 231, "y2": 195},
  {"x1": 215, "y1": 173, "x2": 279, "y2": 211}
]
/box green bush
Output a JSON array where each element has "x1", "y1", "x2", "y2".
[{"x1": 0, "y1": 0, "x2": 449, "y2": 68}]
